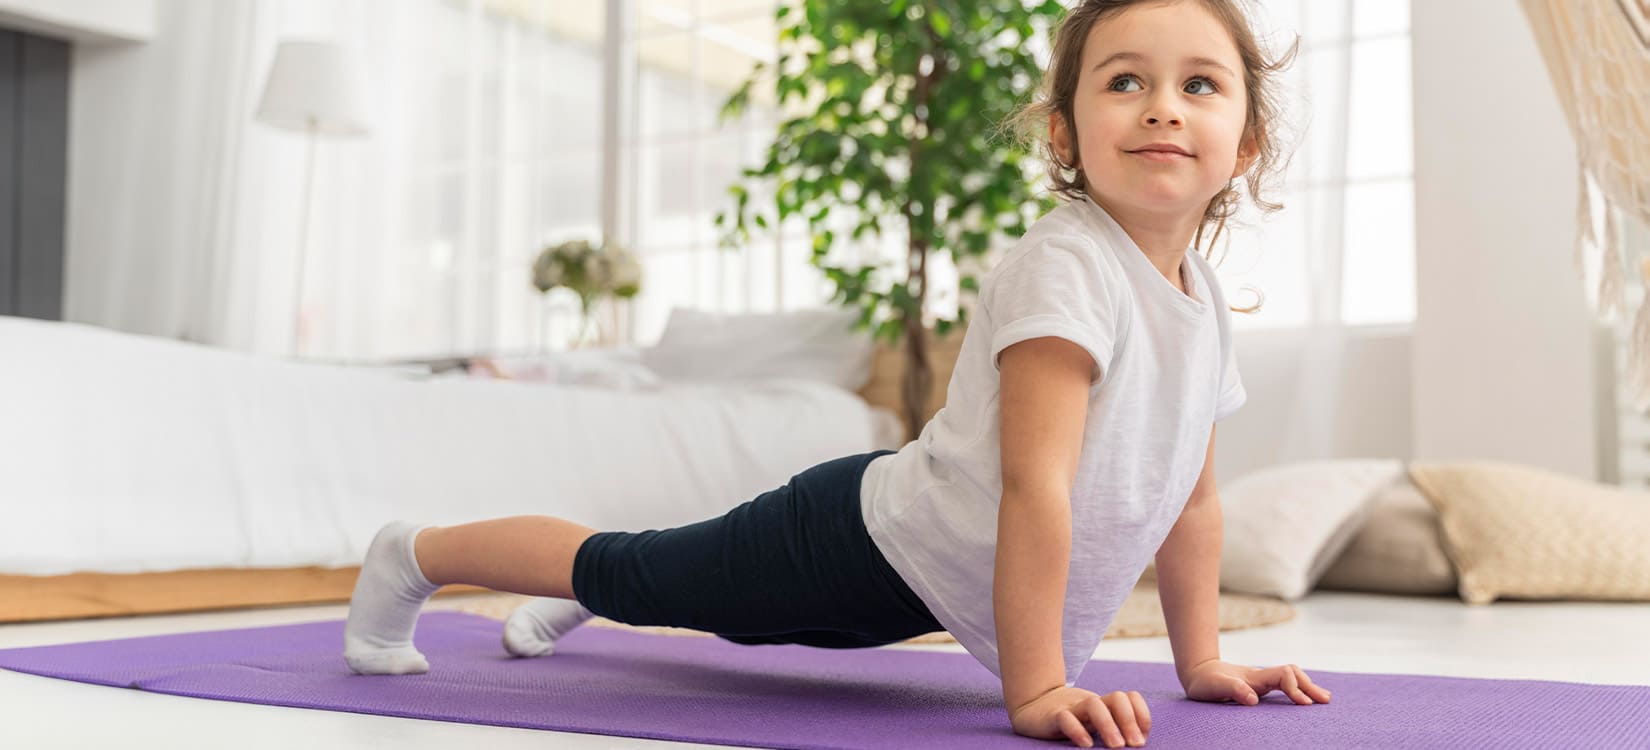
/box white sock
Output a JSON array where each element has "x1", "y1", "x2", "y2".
[
  {"x1": 502, "y1": 597, "x2": 595, "y2": 657},
  {"x1": 343, "y1": 521, "x2": 442, "y2": 675}
]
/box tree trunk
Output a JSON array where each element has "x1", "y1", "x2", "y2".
[
  {"x1": 898, "y1": 41, "x2": 947, "y2": 442},
  {"x1": 900, "y1": 306, "x2": 932, "y2": 442}
]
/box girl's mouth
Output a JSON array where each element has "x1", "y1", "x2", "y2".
[{"x1": 1128, "y1": 149, "x2": 1194, "y2": 162}]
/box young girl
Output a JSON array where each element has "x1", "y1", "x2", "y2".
[{"x1": 344, "y1": 0, "x2": 1332, "y2": 746}]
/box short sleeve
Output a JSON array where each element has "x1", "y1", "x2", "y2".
[
  {"x1": 1213, "y1": 304, "x2": 1246, "y2": 421},
  {"x1": 984, "y1": 236, "x2": 1123, "y2": 384}
]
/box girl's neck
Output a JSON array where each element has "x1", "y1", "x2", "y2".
[{"x1": 1087, "y1": 190, "x2": 1203, "y2": 291}]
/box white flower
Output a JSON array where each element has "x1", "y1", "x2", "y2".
[{"x1": 532, "y1": 239, "x2": 642, "y2": 298}]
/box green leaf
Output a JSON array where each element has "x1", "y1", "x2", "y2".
[
  {"x1": 705, "y1": 0, "x2": 1064, "y2": 337},
  {"x1": 876, "y1": 318, "x2": 903, "y2": 343},
  {"x1": 931, "y1": 10, "x2": 952, "y2": 36}
]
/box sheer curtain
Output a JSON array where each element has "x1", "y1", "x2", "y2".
[
  {"x1": 1210, "y1": 0, "x2": 1411, "y2": 462},
  {"x1": 64, "y1": 0, "x2": 271, "y2": 348},
  {"x1": 1278, "y1": 3, "x2": 1354, "y2": 463},
  {"x1": 277, "y1": 0, "x2": 609, "y2": 359},
  {"x1": 1204, "y1": 0, "x2": 1355, "y2": 464},
  {"x1": 66, "y1": 0, "x2": 607, "y2": 359}
]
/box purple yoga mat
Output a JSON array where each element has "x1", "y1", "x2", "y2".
[{"x1": 0, "y1": 611, "x2": 1646, "y2": 749}]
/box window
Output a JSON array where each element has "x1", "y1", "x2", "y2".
[
  {"x1": 621, "y1": 0, "x2": 838, "y2": 345},
  {"x1": 1216, "y1": 0, "x2": 1416, "y2": 330},
  {"x1": 355, "y1": 0, "x2": 607, "y2": 356}
]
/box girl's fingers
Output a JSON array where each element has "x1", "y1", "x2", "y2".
[
  {"x1": 1234, "y1": 664, "x2": 1329, "y2": 706},
  {"x1": 1058, "y1": 709, "x2": 1094, "y2": 748},
  {"x1": 1280, "y1": 664, "x2": 1313, "y2": 704},
  {"x1": 1127, "y1": 691, "x2": 1152, "y2": 736},
  {"x1": 1240, "y1": 666, "x2": 1281, "y2": 704},
  {"x1": 1294, "y1": 665, "x2": 1332, "y2": 703},
  {"x1": 1087, "y1": 694, "x2": 1126, "y2": 749},
  {"x1": 1100, "y1": 692, "x2": 1142, "y2": 747},
  {"x1": 1228, "y1": 675, "x2": 1259, "y2": 705}
]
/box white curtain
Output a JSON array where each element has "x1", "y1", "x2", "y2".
[
  {"x1": 65, "y1": 0, "x2": 272, "y2": 349},
  {"x1": 65, "y1": 0, "x2": 604, "y2": 359},
  {"x1": 1281, "y1": 0, "x2": 1353, "y2": 462},
  {"x1": 1212, "y1": 0, "x2": 1359, "y2": 464}
]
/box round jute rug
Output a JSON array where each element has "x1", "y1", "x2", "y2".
[{"x1": 451, "y1": 579, "x2": 1294, "y2": 644}]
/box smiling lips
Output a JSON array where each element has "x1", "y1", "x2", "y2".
[{"x1": 1127, "y1": 143, "x2": 1194, "y2": 162}]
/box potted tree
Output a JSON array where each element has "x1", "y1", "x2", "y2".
[{"x1": 718, "y1": 0, "x2": 1063, "y2": 441}]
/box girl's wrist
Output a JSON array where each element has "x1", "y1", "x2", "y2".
[
  {"x1": 1178, "y1": 657, "x2": 1222, "y2": 688},
  {"x1": 1006, "y1": 681, "x2": 1066, "y2": 718}
]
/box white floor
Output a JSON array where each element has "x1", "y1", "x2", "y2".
[{"x1": 2, "y1": 592, "x2": 1647, "y2": 749}]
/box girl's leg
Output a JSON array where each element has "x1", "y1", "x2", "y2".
[
  {"x1": 414, "y1": 515, "x2": 597, "y2": 597},
  {"x1": 343, "y1": 515, "x2": 598, "y2": 675}
]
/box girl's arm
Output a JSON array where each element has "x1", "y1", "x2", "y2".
[
  {"x1": 1154, "y1": 427, "x2": 1224, "y2": 689},
  {"x1": 995, "y1": 336, "x2": 1094, "y2": 712},
  {"x1": 1155, "y1": 428, "x2": 1334, "y2": 708}
]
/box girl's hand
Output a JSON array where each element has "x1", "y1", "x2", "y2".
[
  {"x1": 1009, "y1": 685, "x2": 1150, "y2": 748},
  {"x1": 1183, "y1": 660, "x2": 1332, "y2": 706}
]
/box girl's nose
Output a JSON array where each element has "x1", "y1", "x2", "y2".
[{"x1": 1142, "y1": 95, "x2": 1184, "y2": 127}]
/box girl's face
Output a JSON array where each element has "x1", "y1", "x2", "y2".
[{"x1": 1052, "y1": 0, "x2": 1256, "y2": 220}]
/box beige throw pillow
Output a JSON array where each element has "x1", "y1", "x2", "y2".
[
  {"x1": 1317, "y1": 474, "x2": 1457, "y2": 595},
  {"x1": 1408, "y1": 461, "x2": 1650, "y2": 605}
]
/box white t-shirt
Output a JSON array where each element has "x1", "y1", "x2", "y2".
[{"x1": 859, "y1": 195, "x2": 1246, "y2": 685}]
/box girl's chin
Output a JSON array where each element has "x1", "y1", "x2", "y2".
[{"x1": 1096, "y1": 186, "x2": 1217, "y2": 216}]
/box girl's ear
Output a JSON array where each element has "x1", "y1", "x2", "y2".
[
  {"x1": 1231, "y1": 132, "x2": 1258, "y2": 178},
  {"x1": 1049, "y1": 111, "x2": 1077, "y2": 169}
]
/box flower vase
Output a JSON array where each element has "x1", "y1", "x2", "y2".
[
  {"x1": 537, "y1": 294, "x2": 554, "y2": 355},
  {"x1": 572, "y1": 296, "x2": 602, "y2": 350}
]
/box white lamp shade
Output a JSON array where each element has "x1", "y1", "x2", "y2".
[{"x1": 255, "y1": 40, "x2": 370, "y2": 136}]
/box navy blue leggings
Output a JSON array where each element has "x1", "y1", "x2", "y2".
[{"x1": 571, "y1": 449, "x2": 942, "y2": 648}]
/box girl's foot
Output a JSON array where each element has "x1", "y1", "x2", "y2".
[
  {"x1": 502, "y1": 597, "x2": 595, "y2": 657},
  {"x1": 343, "y1": 521, "x2": 442, "y2": 674}
]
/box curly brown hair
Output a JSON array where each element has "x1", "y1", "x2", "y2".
[{"x1": 1008, "y1": 0, "x2": 1298, "y2": 314}]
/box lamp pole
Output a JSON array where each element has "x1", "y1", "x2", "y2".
[
  {"x1": 293, "y1": 117, "x2": 318, "y2": 356},
  {"x1": 255, "y1": 40, "x2": 369, "y2": 357}
]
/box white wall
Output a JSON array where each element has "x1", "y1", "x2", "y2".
[
  {"x1": 0, "y1": 0, "x2": 153, "y2": 43},
  {"x1": 1213, "y1": 329, "x2": 1412, "y2": 483},
  {"x1": 1410, "y1": 0, "x2": 1603, "y2": 480}
]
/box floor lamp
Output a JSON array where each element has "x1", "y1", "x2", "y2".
[{"x1": 254, "y1": 40, "x2": 369, "y2": 356}]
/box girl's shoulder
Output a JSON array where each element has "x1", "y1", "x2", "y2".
[
  {"x1": 991, "y1": 204, "x2": 1127, "y2": 285},
  {"x1": 1021, "y1": 199, "x2": 1104, "y2": 245},
  {"x1": 981, "y1": 211, "x2": 1134, "y2": 319}
]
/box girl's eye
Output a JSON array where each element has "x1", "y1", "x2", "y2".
[
  {"x1": 1107, "y1": 74, "x2": 1142, "y2": 93},
  {"x1": 1184, "y1": 77, "x2": 1218, "y2": 95}
]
